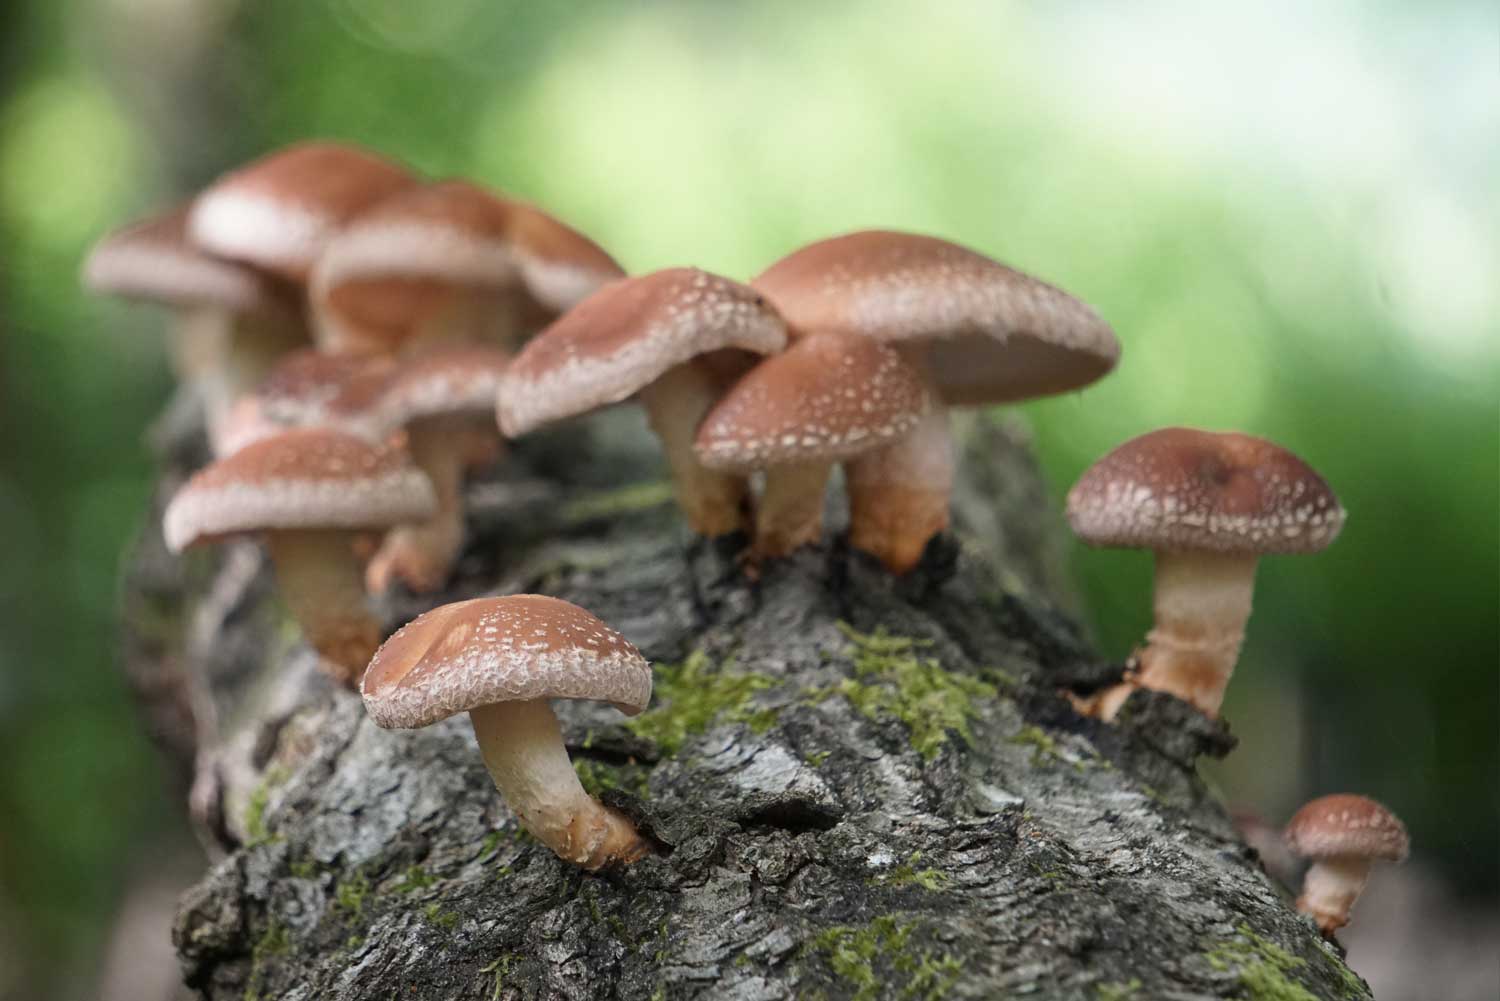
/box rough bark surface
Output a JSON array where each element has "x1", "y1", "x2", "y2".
[{"x1": 121, "y1": 403, "x2": 1372, "y2": 1001}]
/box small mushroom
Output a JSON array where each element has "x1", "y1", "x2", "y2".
[
  {"x1": 694, "y1": 330, "x2": 931, "y2": 561},
  {"x1": 82, "y1": 205, "x2": 308, "y2": 454},
  {"x1": 1284, "y1": 794, "x2": 1408, "y2": 937},
  {"x1": 361, "y1": 343, "x2": 513, "y2": 593},
  {"x1": 217, "y1": 347, "x2": 396, "y2": 454},
  {"x1": 310, "y1": 180, "x2": 622, "y2": 356},
  {"x1": 162, "y1": 428, "x2": 436, "y2": 685},
  {"x1": 1066, "y1": 428, "x2": 1345, "y2": 720},
  {"x1": 753, "y1": 230, "x2": 1118, "y2": 572},
  {"x1": 498, "y1": 268, "x2": 788, "y2": 536},
  {"x1": 361, "y1": 595, "x2": 654, "y2": 870},
  {"x1": 189, "y1": 141, "x2": 416, "y2": 283}
]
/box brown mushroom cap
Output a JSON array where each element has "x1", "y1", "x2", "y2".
[
  {"x1": 252, "y1": 349, "x2": 395, "y2": 430},
  {"x1": 371, "y1": 343, "x2": 512, "y2": 430},
  {"x1": 1284, "y1": 795, "x2": 1410, "y2": 862},
  {"x1": 361, "y1": 595, "x2": 653, "y2": 728},
  {"x1": 83, "y1": 205, "x2": 288, "y2": 313},
  {"x1": 752, "y1": 230, "x2": 1119, "y2": 405},
  {"x1": 503, "y1": 200, "x2": 626, "y2": 314},
  {"x1": 162, "y1": 427, "x2": 435, "y2": 550},
  {"x1": 1066, "y1": 427, "x2": 1345, "y2": 555},
  {"x1": 189, "y1": 142, "x2": 416, "y2": 280},
  {"x1": 694, "y1": 330, "x2": 930, "y2": 472},
  {"x1": 497, "y1": 268, "x2": 787, "y2": 436}
]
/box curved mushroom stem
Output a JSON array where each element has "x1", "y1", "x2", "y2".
[
  {"x1": 469, "y1": 699, "x2": 651, "y2": 870},
  {"x1": 639, "y1": 363, "x2": 749, "y2": 537},
  {"x1": 265, "y1": 529, "x2": 381, "y2": 688},
  {"x1": 752, "y1": 461, "x2": 834, "y2": 560},
  {"x1": 367, "y1": 415, "x2": 481, "y2": 594},
  {"x1": 1296, "y1": 855, "x2": 1371, "y2": 937},
  {"x1": 1092, "y1": 551, "x2": 1259, "y2": 720},
  {"x1": 845, "y1": 403, "x2": 954, "y2": 573}
]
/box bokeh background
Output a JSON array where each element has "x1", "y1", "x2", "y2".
[{"x1": 1, "y1": 1, "x2": 1495, "y2": 999}]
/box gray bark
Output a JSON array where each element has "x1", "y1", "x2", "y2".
[{"x1": 122, "y1": 404, "x2": 1371, "y2": 1000}]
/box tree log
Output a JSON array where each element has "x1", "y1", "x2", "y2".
[{"x1": 120, "y1": 406, "x2": 1371, "y2": 1000}]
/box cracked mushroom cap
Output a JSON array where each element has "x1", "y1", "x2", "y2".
[
  {"x1": 752, "y1": 230, "x2": 1119, "y2": 405},
  {"x1": 694, "y1": 330, "x2": 930, "y2": 473},
  {"x1": 361, "y1": 595, "x2": 653, "y2": 728},
  {"x1": 1284, "y1": 795, "x2": 1409, "y2": 863},
  {"x1": 1066, "y1": 428, "x2": 1345, "y2": 555},
  {"x1": 82, "y1": 205, "x2": 289, "y2": 314},
  {"x1": 162, "y1": 427, "x2": 436, "y2": 551},
  {"x1": 189, "y1": 142, "x2": 416, "y2": 281},
  {"x1": 370, "y1": 343, "x2": 512, "y2": 432},
  {"x1": 497, "y1": 268, "x2": 788, "y2": 436}
]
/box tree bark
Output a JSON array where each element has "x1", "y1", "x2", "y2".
[{"x1": 122, "y1": 406, "x2": 1372, "y2": 1000}]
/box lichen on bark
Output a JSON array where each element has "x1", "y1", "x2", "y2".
[{"x1": 121, "y1": 404, "x2": 1371, "y2": 999}]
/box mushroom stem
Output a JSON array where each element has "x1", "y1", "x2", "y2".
[
  {"x1": 181, "y1": 306, "x2": 307, "y2": 455},
  {"x1": 755, "y1": 460, "x2": 834, "y2": 559},
  {"x1": 1093, "y1": 551, "x2": 1258, "y2": 720},
  {"x1": 469, "y1": 699, "x2": 651, "y2": 870},
  {"x1": 366, "y1": 416, "x2": 474, "y2": 594},
  {"x1": 265, "y1": 529, "x2": 381, "y2": 687},
  {"x1": 845, "y1": 403, "x2": 954, "y2": 572},
  {"x1": 1296, "y1": 855, "x2": 1372, "y2": 936},
  {"x1": 639, "y1": 363, "x2": 749, "y2": 537}
]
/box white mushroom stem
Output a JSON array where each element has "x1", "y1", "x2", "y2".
[
  {"x1": 1296, "y1": 855, "x2": 1372, "y2": 936},
  {"x1": 367, "y1": 415, "x2": 487, "y2": 594},
  {"x1": 845, "y1": 403, "x2": 954, "y2": 573},
  {"x1": 1093, "y1": 551, "x2": 1258, "y2": 720},
  {"x1": 469, "y1": 699, "x2": 651, "y2": 870},
  {"x1": 754, "y1": 460, "x2": 834, "y2": 559},
  {"x1": 174, "y1": 306, "x2": 307, "y2": 456},
  {"x1": 639, "y1": 362, "x2": 749, "y2": 537},
  {"x1": 265, "y1": 529, "x2": 381, "y2": 688}
]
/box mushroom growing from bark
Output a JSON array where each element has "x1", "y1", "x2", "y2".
[
  {"x1": 1066, "y1": 427, "x2": 1345, "y2": 720},
  {"x1": 752, "y1": 230, "x2": 1118, "y2": 571},
  {"x1": 361, "y1": 344, "x2": 513, "y2": 593},
  {"x1": 163, "y1": 428, "x2": 435, "y2": 686},
  {"x1": 310, "y1": 180, "x2": 622, "y2": 356},
  {"x1": 498, "y1": 268, "x2": 788, "y2": 536},
  {"x1": 1284, "y1": 794, "x2": 1408, "y2": 937},
  {"x1": 82, "y1": 205, "x2": 308, "y2": 455},
  {"x1": 362, "y1": 595, "x2": 654, "y2": 870},
  {"x1": 694, "y1": 330, "x2": 931, "y2": 561},
  {"x1": 189, "y1": 141, "x2": 416, "y2": 284}
]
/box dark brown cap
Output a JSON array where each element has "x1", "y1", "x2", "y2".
[
  {"x1": 1284, "y1": 795, "x2": 1409, "y2": 862},
  {"x1": 1066, "y1": 427, "x2": 1345, "y2": 554}
]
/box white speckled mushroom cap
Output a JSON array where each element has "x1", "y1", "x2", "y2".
[
  {"x1": 1284, "y1": 795, "x2": 1409, "y2": 863},
  {"x1": 694, "y1": 330, "x2": 930, "y2": 472},
  {"x1": 189, "y1": 142, "x2": 415, "y2": 282},
  {"x1": 497, "y1": 268, "x2": 788, "y2": 436},
  {"x1": 162, "y1": 427, "x2": 436, "y2": 551},
  {"x1": 361, "y1": 595, "x2": 653, "y2": 728},
  {"x1": 369, "y1": 343, "x2": 512, "y2": 432},
  {"x1": 251, "y1": 349, "x2": 395, "y2": 434},
  {"x1": 752, "y1": 230, "x2": 1119, "y2": 406},
  {"x1": 1066, "y1": 428, "x2": 1345, "y2": 555},
  {"x1": 83, "y1": 205, "x2": 289, "y2": 314}
]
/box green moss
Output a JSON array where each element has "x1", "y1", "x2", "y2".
[
  {"x1": 1205, "y1": 924, "x2": 1335, "y2": 1001},
  {"x1": 811, "y1": 623, "x2": 997, "y2": 761},
  {"x1": 625, "y1": 650, "x2": 778, "y2": 755},
  {"x1": 801, "y1": 914, "x2": 962, "y2": 1001},
  {"x1": 286, "y1": 857, "x2": 318, "y2": 880},
  {"x1": 479, "y1": 953, "x2": 517, "y2": 1001},
  {"x1": 561, "y1": 481, "x2": 675, "y2": 523},
  {"x1": 805, "y1": 749, "x2": 832, "y2": 767},
  {"x1": 1097, "y1": 979, "x2": 1143, "y2": 1000},
  {"x1": 243, "y1": 766, "x2": 290, "y2": 847},
  {"x1": 393, "y1": 865, "x2": 436, "y2": 894},
  {"x1": 874, "y1": 852, "x2": 949, "y2": 891},
  {"x1": 573, "y1": 758, "x2": 650, "y2": 799},
  {"x1": 333, "y1": 870, "x2": 370, "y2": 920},
  {"x1": 243, "y1": 920, "x2": 290, "y2": 1001},
  {"x1": 422, "y1": 903, "x2": 459, "y2": 929}
]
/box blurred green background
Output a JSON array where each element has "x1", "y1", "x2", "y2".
[{"x1": 1, "y1": 1, "x2": 1495, "y2": 999}]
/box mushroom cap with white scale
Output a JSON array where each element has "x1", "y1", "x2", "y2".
[
  {"x1": 1284, "y1": 794, "x2": 1408, "y2": 937},
  {"x1": 362, "y1": 596, "x2": 653, "y2": 870},
  {"x1": 1065, "y1": 428, "x2": 1344, "y2": 720}
]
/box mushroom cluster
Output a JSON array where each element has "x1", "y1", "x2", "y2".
[{"x1": 89, "y1": 139, "x2": 1409, "y2": 905}]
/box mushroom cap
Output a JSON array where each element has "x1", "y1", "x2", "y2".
[
  {"x1": 694, "y1": 330, "x2": 930, "y2": 472},
  {"x1": 371, "y1": 343, "x2": 512, "y2": 431},
  {"x1": 1066, "y1": 427, "x2": 1345, "y2": 555},
  {"x1": 1284, "y1": 794, "x2": 1409, "y2": 863},
  {"x1": 189, "y1": 142, "x2": 416, "y2": 281},
  {"x1": 497, "y1": 268, "x2": 788, "y2": 436},
  {"x1": 252, "y1": 348, "x2": 395, "y2": 432},
  {"x1": 503, "y1": 200, "x2": 626, "y2": 314},
  {"x1": 361, "y1": 595, "x2": 653, "y2": 728},
  {"x1": 752, "y1": 230, "x2": 1119, "y2": 405},
  {"x1": 163, "y1": 427, "x2": 436, "y2": 551},
  {"x1": 82, "y1": 205, "x2": 289, "y2": 314}
]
